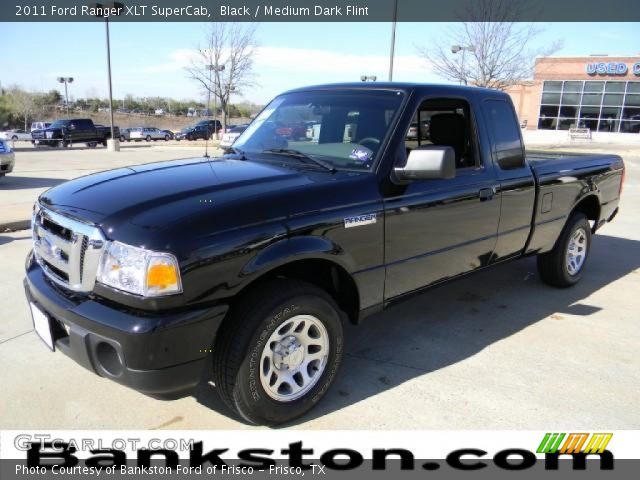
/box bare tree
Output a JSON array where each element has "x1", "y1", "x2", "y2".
[
  {"x1": 417, "y1": 0, "x2": 562, "y2": 90},
  {"x1": 186, "y1": 23, "x2": 257, "y2": 132},
  {"x1": 7, "y1": 87, "x2": 38, "y2": 130}
]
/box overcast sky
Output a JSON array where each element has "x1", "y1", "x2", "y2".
[{"x1": 1, "y1": 22, "x2": 638, "y2": 104}]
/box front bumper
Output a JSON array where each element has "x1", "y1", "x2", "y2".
[
  {"x1": 0, "y1": 152, "x2": 15, "y2": 174},
  {"x1": 32, "y1": 138, "x2": 58, "y2": 147},
  {"x1": 24, "y1": 251, "x2": 228, "y2": 398}
]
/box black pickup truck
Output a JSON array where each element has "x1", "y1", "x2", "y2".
[
  {"x1": 24, "y1": 84, "x2": 624, "y2": 425},
  {"x1": 31, "y1": 118, "x2": 119, "y2": 147}
]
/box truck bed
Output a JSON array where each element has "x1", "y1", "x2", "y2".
[{"x1": 523, "y1": 149, "x2": 624, "y2": 255}]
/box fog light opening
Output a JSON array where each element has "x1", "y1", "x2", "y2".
[{"x1": 96, "y1": 342, "x2": 124, "y2": 377}]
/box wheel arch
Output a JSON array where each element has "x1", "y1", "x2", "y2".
[
  {"x1": 236, "y1": 237, "x2": 361, "y2": 324},
  {"x1": 571, "y1": 194, "x2": 601, "y2": 232}
]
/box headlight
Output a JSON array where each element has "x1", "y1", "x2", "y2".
[{"x1": 97, "y1": 241, "x2": 182, "y2": 297}]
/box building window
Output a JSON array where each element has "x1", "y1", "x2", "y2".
[{"x1": 538, "y1": 80, "x2": 640, "y2": 132}]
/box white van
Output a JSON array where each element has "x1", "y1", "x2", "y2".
[{"x1": 30, "y1": 122, "x2": 52, "y2": 131}]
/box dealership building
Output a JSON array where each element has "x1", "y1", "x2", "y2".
[{"x1": 507, "y1": 56, "x2": 640, "y2": 133}]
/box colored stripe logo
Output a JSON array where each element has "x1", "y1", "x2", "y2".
[{"x1": 537, "y1": 433, "x2": 612, "y2": 454}]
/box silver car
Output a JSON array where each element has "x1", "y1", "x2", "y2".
[
  {"x1": 0, "y1": 139, "x2": 16, "y2": 178},
  {"x1": 220, "y1": 124, "x2": 249, "y2": 149},
  {"x1": 129, "y1": 127, "x2": 172, "y2": 142}
]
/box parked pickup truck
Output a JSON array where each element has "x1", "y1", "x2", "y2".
[
  {"x1": 24, "y1": 84, "x2": 624, "y2": 425},
  {"x1": 31, "y1": 118, "x2": 119, "y2": 148}
]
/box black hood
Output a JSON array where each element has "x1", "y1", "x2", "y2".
[{"x1": 38, "y1": 157, "x2": 363, "y2": 250}]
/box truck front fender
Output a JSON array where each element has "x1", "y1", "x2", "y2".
[{"x1": 241, "y1": 235, "x2": 354, "y2": 277}]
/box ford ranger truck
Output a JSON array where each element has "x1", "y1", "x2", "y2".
[
  {"x1": 31, "y1": 118, "x2": 119, "y2": 148},
  {"x1": 24, "y1": 84, "x2": 625, "y2": 425}
]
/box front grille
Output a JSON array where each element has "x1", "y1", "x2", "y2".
[
  {"x1": 32, "y1": 132, "x2": 45, "y2": 139},
  {"x1": 32, "y1": 204, "x2": 106, "y2": 292}
]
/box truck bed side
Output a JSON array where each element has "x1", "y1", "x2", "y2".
[{"x1": 525, "y1": 151, "x2": 624, "y2": 255}]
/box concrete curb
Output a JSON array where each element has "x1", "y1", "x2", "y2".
[{"x1": 1, "y1": 220, "x2": 31, "y2": 232}]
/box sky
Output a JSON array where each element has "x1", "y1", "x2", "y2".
[{"x1": 1, "y1": 22, "x2": 639, "y2": 105}]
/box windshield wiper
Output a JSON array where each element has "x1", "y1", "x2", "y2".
[{"x1": 262, "y1": 148, "x2": 336, "y2": 172}]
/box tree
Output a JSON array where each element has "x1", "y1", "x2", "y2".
[
  {"x1": 416, "y1": 0, "x2": 562, "y2": 90},
  {"x1": 7, "y1": 87, "x2": 38, "y2": 130},
  {"x1": 186, "y1": 23, "x2": 257, "y2": 132}
]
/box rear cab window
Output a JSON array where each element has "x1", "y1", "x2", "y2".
[{"x1": 483, "y1": 99, "x2": 525, "y2": 170}]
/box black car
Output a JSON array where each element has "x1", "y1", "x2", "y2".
[{"x1": 175, "y1": 125, "x2": 210, "y2": 141}]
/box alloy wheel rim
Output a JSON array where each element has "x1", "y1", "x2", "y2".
[
  {"x1": 259, "y1": 314, "x2": 329, "y2": 402},
  {"x1": 566, "y1": 227, "x2": 588, "y2": 275}
]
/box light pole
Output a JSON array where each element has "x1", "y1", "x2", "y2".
[
  {"x1": 94, "y1": 2, "x2": 124, "y2": 151},
  {"x1": 200, "y1": 49, "x2": 226, "y2": 139},
  {"x1": 360, "y1": 75, "x2": 377, "y2": 82},
  {"x1": 57, "y1": 77, "x2": 74, "y2": 116},
  {"x1": 388, "y1": 0, "x2": 398, "y2": 81},
  {"x1": 451, "y1": 45, "x2": 475, "y2": 86},
  {"x1": 227, "y1": 85, "x2": 237, "y2": 127}
]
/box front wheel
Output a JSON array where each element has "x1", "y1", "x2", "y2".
[
  {"x1": 164, "y1": 135, "x2": 170, "y2": 141},
  {"x1": 146, "y1": 135, "x2": 151, "y2": 142},
  {"x1": 537, "y1": 212, "x2": 591, "y2": 288},
  {"x1": 212, "y1": 279, "x2": 344, "y2": 425}
]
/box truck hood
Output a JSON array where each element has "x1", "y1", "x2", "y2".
[{"x1": 39, "y1": 157, "x2": 345, "y2": 245}]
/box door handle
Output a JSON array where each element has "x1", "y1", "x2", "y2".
[{"x1": 479, "y1": 187, "x2": 495, "y2": 201}]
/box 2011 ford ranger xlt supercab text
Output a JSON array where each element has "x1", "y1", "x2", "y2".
[{"x1": 24, "y1": 84, "x2": 625, "y2": 425}]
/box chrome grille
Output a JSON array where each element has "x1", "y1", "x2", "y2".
[{"x1": 32, "y1": 204, "x2": 105, "y2": 292}]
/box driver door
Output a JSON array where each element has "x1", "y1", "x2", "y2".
[{"x1": 384, "y1": 98, "x2": 501, "y2": 299}]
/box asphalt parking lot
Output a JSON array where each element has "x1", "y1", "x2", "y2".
[{"x1": 1, "y1": 143, "x2": 639, "y2": 429}]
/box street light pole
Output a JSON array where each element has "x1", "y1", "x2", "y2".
[
  {"x1": 388, "y1": 0, "x2": 398, "y2": 81},
  {"x1": 105, "y1": 17, "x2": 116, "y2": 147},
  {"x1": 57, "y1": 77, "x2": 74, "y2": 116},
  {"x1": 451, "y1": 45, "x2": 475, "y2": 86}
]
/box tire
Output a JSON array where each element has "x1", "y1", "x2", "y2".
[
  {"x1": 57, "y1": 140, "x2": 67, "y2": 148},
  {"x1": 164, "y1": 135, "x2": 170, "y2": 141},
  {"x1": 120, "y1": 135, "x2": 125, "y2": 142},
  {"x1": 146, "y1": 135, "x2": 151, "y2": 142},
  {"x1": 212, "y1": 279, "x2": 344, "y2": 425},
  {"x1": 537, "y1": 212, "x2": 591, "y2": 288},
  {"x1": 87, "y1": 142, "x2": 97, "y2": 148},
  {"x1": 11, "y1": 135, "x2": 18, "y2": 141}
]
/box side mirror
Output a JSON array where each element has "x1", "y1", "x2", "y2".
[{"x1": 393, "y1": 146, "x2": 456, "y2": 181}]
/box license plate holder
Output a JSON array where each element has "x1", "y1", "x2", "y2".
[{"x1": 30, "y1": 302, "x2": 54, "y2": 351}]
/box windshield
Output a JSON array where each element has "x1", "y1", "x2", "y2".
[
  {"x1": 49, "y1": 120, "x2": 71, "y2": 129},
  {"x1": 233, "y1": 90, "x2": 405, "y2": 170}
]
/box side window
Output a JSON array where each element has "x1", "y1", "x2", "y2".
[
  {"x1": 76, "y1": 120, "x2": 91, "y2": 129},
  {"x1": 403, "y1": 99, "x2": 479, "y2": 169},
  {"x1": 484, "y1": 99, "x2": 525, "y2": 170}
]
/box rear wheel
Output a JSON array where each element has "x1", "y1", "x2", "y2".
[
  {"x1": 146, "y1": 135, "x2": 151, "y2": 142},
  {"x1": 537, "y1": 212, "x2": 591, "y2": 287},
  {"x1": 11, "y1": 135, "x2": 18, "y2": 141},
  {"x1": 212, "y1": 279, "x2": 344, "y2": 425}
]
